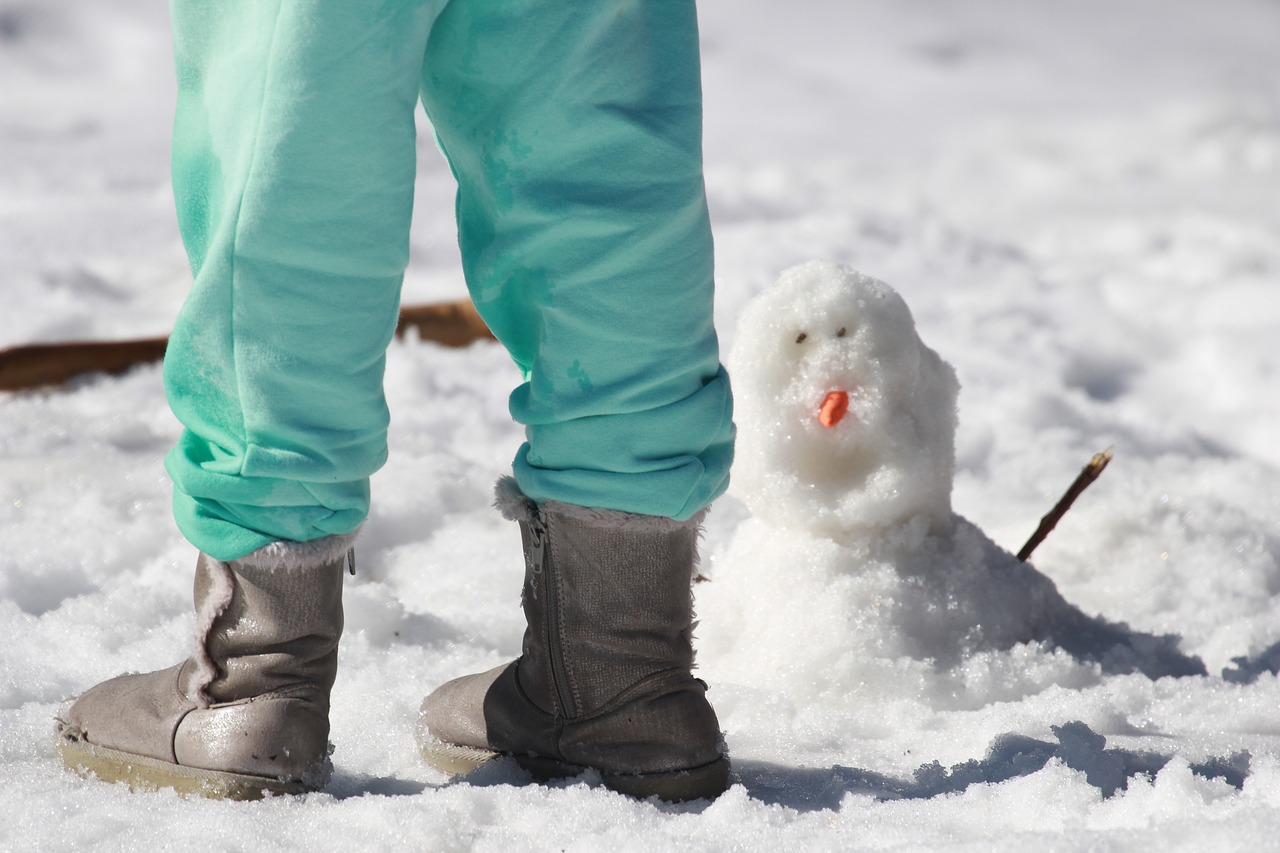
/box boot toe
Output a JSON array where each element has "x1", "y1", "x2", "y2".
[
  {"x1": 419, "y1": 663, "x2": 508, "y2": 750},
  {"x1": 60, "y1": 664, "x2": 196, "y2": 763}
]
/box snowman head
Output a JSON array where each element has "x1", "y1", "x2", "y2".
[{"x1": 728, "y1": 260, "x2": 959, "y2": 537}]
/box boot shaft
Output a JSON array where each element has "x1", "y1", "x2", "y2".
[
  {"x1": 502, "y1": 480, "x2": 703, "y2": 719},
  {"x1": 184, "y1": 545, "x2": 348, "y2": 782},
  {"x1": 195, "y1": 549, "x2": 347, "y2": 706}
]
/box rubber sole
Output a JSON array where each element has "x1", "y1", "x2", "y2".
[
  {"x1": 417, "y1": 733, "x2": 729, "y2": 803},
  {"x1": 417, "y1": 739, "x2": 502, "y2": 777},
  {"x1": 58, "y1": 733, "x2": 314, "y2": 800},
  {"x1": 516, "y1": 754, "x2": 732, "y2": 803}
]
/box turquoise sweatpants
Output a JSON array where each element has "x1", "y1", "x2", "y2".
[{"x1": 162, "y1": 0, "x2": 735, "y2": 561}]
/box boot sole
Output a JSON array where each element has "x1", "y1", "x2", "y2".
[
  {"x1": 58, "y1": 733, "x2": 314, "y2": 800},
  {"x1": 417, "y1": 739, "x2": 503, "y2": 776},
  {"x1": 417, "y1": 736, "x2": 730, "y2": 803},
  {"x1": 517, "y1": 754, "x2": 731, "y2": 803}
]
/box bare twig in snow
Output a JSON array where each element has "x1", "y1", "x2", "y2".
[{"x1": 1017, "y1": 448, "x2": 1114, "y2": 562}]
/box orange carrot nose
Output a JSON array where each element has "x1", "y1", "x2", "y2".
[{"x1": 818, "y1": 390, "x2": 849, "y2": 428}]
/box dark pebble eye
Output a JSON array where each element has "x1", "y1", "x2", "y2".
[
  {"x1": 836, "y1": 327, "x2": 847, "y2": 337},
  {"x1": 795, "y1": 332, "x2": 808, "y2": 344}
]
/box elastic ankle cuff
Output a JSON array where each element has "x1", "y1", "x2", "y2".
[
  {"x1": 494, "y1": 477, "x2": 708, "y2": 532},
  {"x1": 229, "y1": 529, "x2": 361, "y2": 572}
]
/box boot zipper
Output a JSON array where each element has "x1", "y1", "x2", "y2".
[
  {"x1": 529, "y1": 513, "x2": 575, "y2": 718},
  {"x1": 526, "y1": 518, "x2": 545, "y2": 600}
]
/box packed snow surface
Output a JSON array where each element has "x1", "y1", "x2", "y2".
[{"x1": 3, "y1": 0, "x2": 1279, "y2": 850}]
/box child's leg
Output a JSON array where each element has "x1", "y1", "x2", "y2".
[
  {"x1": 415, "y1": 0, "x2": 735, "y2": 802},
  {"x1": 60, "y1": 5, "x2": 448, "y2": 797},
  {"x1": 163, "y1": 0, "x2": 440, "y2": 561},
  {"x1": 420, "y1": 0, "x2": 735, "y2": 522}
]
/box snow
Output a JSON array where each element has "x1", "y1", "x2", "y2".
[{"x1": 3, "y1": 0, "x2": 1279, "y2": 849}]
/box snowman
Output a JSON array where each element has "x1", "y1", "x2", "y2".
[{"x1": 698, "y1": 261, "x2": 1201, "y2": 704}]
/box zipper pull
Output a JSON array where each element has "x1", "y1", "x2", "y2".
[
  {"x1": 525, "y1": 515, "x2": 547, "y2": 601},
  {"x1": 346, "y1": 547, "x2": 356, "y2": 576}
]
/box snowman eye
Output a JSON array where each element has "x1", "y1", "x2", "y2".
[
  {"x1": 795, "y1": 332, "x2": 808, "y2": 344},
  {"x1": 836, "y1": 327, "x2": 847, "y2": 337}
]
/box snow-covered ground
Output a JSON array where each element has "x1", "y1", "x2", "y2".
[{"x1": 3, "y1": 0, "x2": 1279, "y2": 849}]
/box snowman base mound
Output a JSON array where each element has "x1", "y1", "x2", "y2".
[{"x1": 698, "y1": 512, "x2": 1205, "y2": 711}]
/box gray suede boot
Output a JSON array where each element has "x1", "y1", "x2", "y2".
[
  {"x1": 57, "y1": 535, "x2": 353, "y2": 799},
  {"x1": 418, "y1": 479, "x2": 730, "y2": 802}
]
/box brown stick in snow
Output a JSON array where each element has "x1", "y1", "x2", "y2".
[
  {"x1": 1017, "y1": 448, "x2": 1114, "y2": 562},
  {"x1": 0, "y1": 299, "x2": 495, "y2": 392},
  {"x1": 395, "y1": 300, "x2": 495, "y2": 347}
]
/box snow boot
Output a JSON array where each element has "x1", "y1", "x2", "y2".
[
  {"x1": 417, "y1": 479, "x2": 730, "y2": 802},
  {"x1": 57, "y1": 538, "x2": 352, "y2": 799}
]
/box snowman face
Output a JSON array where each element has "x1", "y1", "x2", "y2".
[{"x1": 728, "y1": 260, "x2": 958, "y2": 536}]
